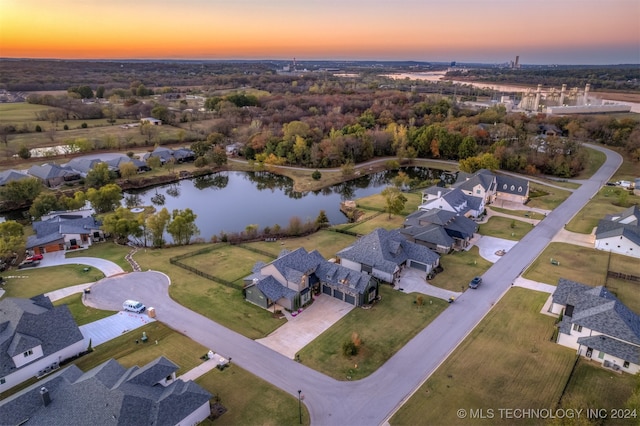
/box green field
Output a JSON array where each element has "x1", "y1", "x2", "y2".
[
  {"x1": 524, "y1": 242, "x2": 640, "y2": 313},
  {"x1": 297, "y1": 285, "x2": 448, "y2": 380},
  {"x1": 429, "y1": 246, "x2": 493, "y2": 292},
  {"x1": 133, "y1": 245, "x2": 284, "y2": 339},
  {"x1": 526, "y1": 183, "x2": 573, "y2": 210},
  {"x1": 478, "y1": 216, "x2": 533, "y2": 240},
  {"x1": 65, "y1": 242, "x2": 133, "y2": 272},
  {"x1": 248, "y1": 229, "x2": 356, "y2": 259},
  {"x1": 567, "y1": 187, "x2": 639, "y2": 234},
  {"x1": 0, "y1": 264, "x2": 104, "y2": 299},
  {"x1": 391, "y1": 288, "x2": 576, "y2": 425}
]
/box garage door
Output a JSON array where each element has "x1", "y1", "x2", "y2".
[
  {"x1": 409, "y1": 260, "x2": 427, "y2": 271},
  {"x1": 322, "y1": 285, "x2": 332, "y2": 295},
  {"x1": 345, "y1": 294, "x2": 356, "y2": 305},
  {"x1": 333, "y1": 289, "x2": 343, "y2": 300}
]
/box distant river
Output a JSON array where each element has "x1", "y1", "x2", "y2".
[{"x1": 125, "y1": 167, "x2": 443, "y2": 243}]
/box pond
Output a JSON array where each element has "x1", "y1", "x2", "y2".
[{"x1": 125, "y1": 167, "x2": 448, "y2": 242}]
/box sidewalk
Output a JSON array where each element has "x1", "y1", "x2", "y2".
[{"x1": 512, "y1": 276, "x2": 556, "y2": 294}]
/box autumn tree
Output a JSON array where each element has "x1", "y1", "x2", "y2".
[
  {"x1": 86, "y1": 183, "x2": 122, "y2": 213},
  {"x1": 85, "y1": 162, "x2": 113, "y2": 189},
  {"x1": 1, "y1": 178, "x2": 41, "y2": 204},
  {"x1": 119, "y1": 162, "x2": 137, "y2": 180},
  {"x1": 381, "y1": 186, "x2": 407, "y2": 219},
  {"x1": 146, "y1": 208, "x2": 171, "y2": 248},
  {"x1": 167, "y1": 208, "x2": 200, "y2": 245},
  {"x1": 102, "y1": 207, "x2": 143, "y2": 244},
  {"x1": 0, "y1": 221, "x2": 25, "y2": 260},
  {"x1": 29, "y1": 193, "x2": 62, "y2": 220}
]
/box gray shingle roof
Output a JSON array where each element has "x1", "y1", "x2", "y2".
[
  {"x1": 27, "y1": 216, "x2": 102, "y2": 249},
  {"x1": 256, "y1": 275, "x2": 298, "y2": 302},
  {"x1": 495, "y1": 174, "x2": 529, "y2": 195},
  {"x1": 338, "y1": 228, "x2": 439, "y2": 275},
  {"x1": 27, "y1": 164, "x2": 79, "y2": 180},
  {"x1": 553, "y1": 279, "x2": 640, "y2": 346},
  {"x1": 453, "y1": 169, "x2": 495, "y2": 193},
  {"x1": 0, "y1": 169, "x2": 31, "y2": 186},
  {"x1": 0, "y1": 357, "x2": 211, "y2": 426},
  {"x1": 595, "y1": 219, "x2": 640, "y2": 246},
  {"x1": 0, "y1": 296, "x2": 84, "y2": 377},
  {"x1": 577, "y1": 334, "x2": 640, "y2": 364}
]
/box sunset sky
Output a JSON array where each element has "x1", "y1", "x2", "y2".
[{"x1": 1, "y1": 0, "x2": 638, "y2": 64}]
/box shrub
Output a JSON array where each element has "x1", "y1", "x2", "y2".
[
  {"x1": 311, "y1": 170, "x2": 321, "y2": 180},
  {"x1": 35, "y1": 125, "x2": 42, "y2": 132},
  {"x1": 342, "y1": 340, "x2": 359, "y2": 357},
  {"x1": 81, "y1": 122, "x2": 88, "y2": 129}
]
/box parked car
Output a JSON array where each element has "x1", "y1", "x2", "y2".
[
  {"x1": 123, "y1": 300, "x2": 146, "y2": 313},
  {"x1": 26, "y1": 254, "x2": 43, "y2": 261},
  {"x1": 18, "y1": 259, "x2": 40, "y2": 269},
  {"x1": 469, "y1": 276, "x2": 482, "y2": 289}
]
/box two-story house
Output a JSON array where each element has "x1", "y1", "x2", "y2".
[
  {"x1": 0, "y1": 295, "x2": 85, "y2": 393},
  {"x1": 244, "y1": 248, "x2": 378, "y2": 311},
  {"x1": 26, "y1": 213, "x2": 104, "y2": 254},
  {"x1": 594, "y1": 205, "x2": 640, "y2": 259}
]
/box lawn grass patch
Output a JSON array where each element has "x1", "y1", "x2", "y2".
[
  {"x1": 342, "y1": 211, "x2": 406, "y2": 235},
  {"x1": 65, "y1": 242, "x2": 133, "y2": 272},
  {"x1": 526, "y1": 183, "x2": 572, "y2": 210},
  {"x1": 355, "y1": 191, "x2": 423, "y2": 215},
  {"x1": 297, "y1": 285, "x2": 448, "y2": 380},
  {"x1": 524, "y1": 243, "x2": 640, "y2": 312},
  {"x1": 178, "y1": 245, "x2": 273, "y2": 285},
  {"x1": 196, "y1": 367, "x2": 309, "y2": 426},
  {"x1": 1, "y1": 264, "x2": 104, "y2": 299},
  {"x1": 574, "y1": 147, "x2": 607, "y2": 180},
  {"x1": 391, "y1": 288, "x2": 576, "y2": 425},
  {"x1": 478, "y1": 216, "x2": 533, "y2": 241},
  {"x1": 429, "y1": 246, "x2": 493, "y2": 292},
  {"x1": 53, "y1": 293, "x2": 116, "y2": 325},
  {"x1": 73, "y1": 322, "x2": 206, "y2": 375},
  {"x1": 248, "y1": 230, "x2": 356, "y2": 259},
  {"x1": 133, "y1": 245, "x2": 283, "y2": 339},
  {"x1": 567, "y1": 186, "x2": 639, "y2": 234},
  {"x1": 560, "y1": 358, "x2": 636, "y2": 416}
]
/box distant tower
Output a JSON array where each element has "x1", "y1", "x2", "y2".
[
  {"x1": 293, "y1": 57, "x2": 297, "y2": 72},
  {"x1": 559, "y1": 84, "x2": 567, "y2": 106},
  {"x1": 514, "y1": 55, "x2": 520, "y2": 69},
  {"x1": 534, "y1": 84, "x2": 542, "y2": 111},
  {"x1": 583, "y1": 83, "x2": 591, "y2": 105}
]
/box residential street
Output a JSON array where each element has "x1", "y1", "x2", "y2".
[{"x1": 84, "y1": 143, "x2": 621, "y2": 426}]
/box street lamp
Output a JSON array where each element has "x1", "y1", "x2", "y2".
[{"x1": 298, "y1": 390, "x2": 302, "y2": 424}]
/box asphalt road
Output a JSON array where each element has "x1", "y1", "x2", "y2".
[{"x1": 86, "y1": 144, "x2": 622, "y2": 426}]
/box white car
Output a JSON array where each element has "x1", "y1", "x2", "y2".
[{"x1": 123, "y1": 300, "x2": 146, "y2": 313}]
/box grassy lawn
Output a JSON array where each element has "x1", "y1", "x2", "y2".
[
  {"x1": 391, "y1": 288, "x2": 576, "y2": 425},
  {"x1": 248, "y1": 229, "x2": 356, "y2": 259},
  {"x1": 574, "y1": 147, "x2": 607, "y2": 180},
  {"x1": 133, "y1": 245, "x2": 284, "y2": 339},
  {"x1": 355, "y1": 191, "x2": 423, "y2": 214},
  {"x1": 429, "y1": 246, "x2": 493, "y2": 292},
  {"x1": 178, "y1": 245, "x2": 274, "y2": 285},
  {"x1": 65, "y1": 242, "x2": 133, "y2": 272},
  {"x1": 526, "y1": 183, "x2": 572, "y2": 210},
  {"x1": 53, "y1": 293, "x2": 116, "y2": 325},
  {"x1": 567, "y1": 186, "x2": 639, "y2": 234},
  {"x1": 341, "y1": 211, "x2": 406, "y2": 235},
  {"x1": 0, "y1": 103, "x2": 52, "y2": 123},
  {"x1": 0, "y1": 264, "x2": 104, "y2": 299},
  {"x1": 478, "y1": 216, "x2": 534, "y2": 241},
  {"x1": 197, "y1": 367, "x2": 309, "y2": 426},
  {"x1": 524, "y1": 243, "x2": 640, "y2": 313},
  {"x1": 74, "y1": 321, "x2": 206, "y2": 375},
  {"x1": 297, "y1": 285, "x2": 448, "y2": 381},
  {"x1": 560, "y1": 358, "x2": 636, "y2": 420}
]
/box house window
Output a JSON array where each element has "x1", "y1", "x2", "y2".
[
  {"x1": 476, "y1": 189, "x2": 481, "y2": 194},
  {"x1": 510, "y1": 185, "x2": 515, "y2": 191},
  {"x1": 166, "y1": 375, "x2": 173, "y2": 381},
  {"x1": 503, "y1": 184, "x2": 507, "y2": 190},
  {"x1": 0, "y1": 377, "x2": 5, "y2": 385},
  {"x1": 624, "y1": 361, "x2": 630, "y2": 368},
  {"x1": 518, "y1": 186, "x2": 523, "y2": 192},
  {"x1": 572, "y1": 324, "x2": 582, "y2": 332},
  {"x1": 23, "y1": 349, "x2": 33, "y2": 357},
  {"x1": 598, "y1": 351, "x2": 605, "y2": 359},
  {"x1": 605, "y1": 243, "x2": 609, "y2": 246}
]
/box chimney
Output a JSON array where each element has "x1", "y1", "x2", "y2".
[
  {"x1": 40, "y1": 387, "x2": 51, "y2": 407},
  {"x1": 437, "y1": 191, "x2": 441, "y2": 198}
]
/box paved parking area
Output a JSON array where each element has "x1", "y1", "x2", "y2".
[
  {"x1": 79, "y1": 311, "x2": 155, "y2": 347},
  {"x1": 256, "y1": 295, "x2": 354, "y2": 359},
  {"x1": 397, "y1": 267, "x2": 460, "y2": 300}
]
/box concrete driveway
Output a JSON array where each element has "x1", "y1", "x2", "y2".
[
  {"x1": 473, "y1": 235, "x2": 519, "y2": 263},
  {"x1": 79, "y1": 311, "x2": 155, "y2": 347},
  {"x1": 397, "y1": 267, "x2": 460, "y2": 300},
  {"x1": 256, "y1": 295, "x2": 354, "y2": 359},
  {"x1": 39, "y1": 250, "x2": 125, "y2": 277}
]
